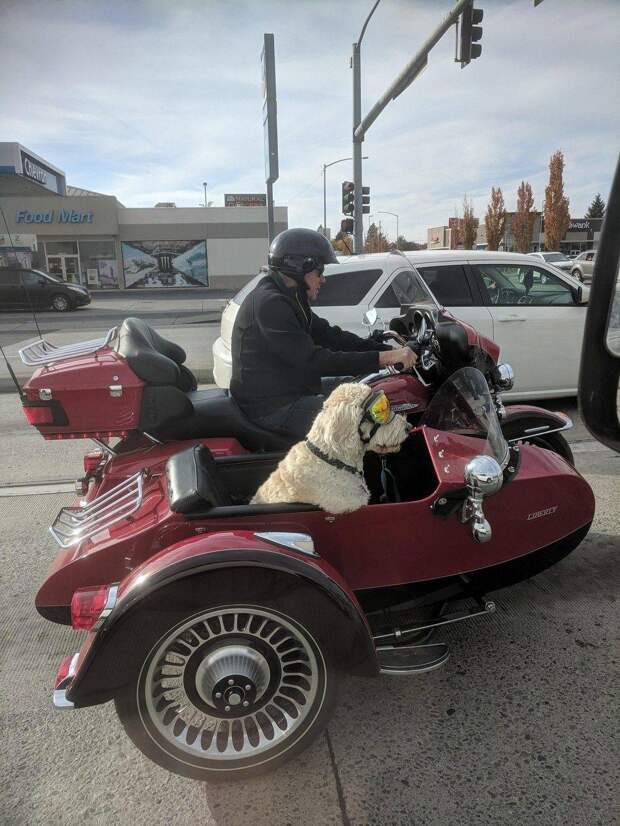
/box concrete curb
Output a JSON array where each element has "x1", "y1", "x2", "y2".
[{"x1": 0, "y1": 367, "x2": 215, "y2": 394}]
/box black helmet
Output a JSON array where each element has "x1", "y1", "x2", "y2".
[{"x1": 268, "y1": 228, "x2": 338, "y2": 282}]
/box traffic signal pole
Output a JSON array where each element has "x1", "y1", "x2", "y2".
[{"x1": 352, "y1": 0, "x2": 473, "y2": 252}]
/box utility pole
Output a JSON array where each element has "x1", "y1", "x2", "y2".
[
  {"x1": 203, "y1": 182, "x2": 208, "y2": 207},
  {"x1": 352, "y1": 0, "x2": 473, "y2": 252}
]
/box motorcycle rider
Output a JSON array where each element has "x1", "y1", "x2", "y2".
[{"x1": 230, "y1": 227, "x2": 417, "y2": 440}]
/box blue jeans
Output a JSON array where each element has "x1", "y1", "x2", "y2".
[{"x1": 251, "y1": 377, "x2": 350, "y2": 441}]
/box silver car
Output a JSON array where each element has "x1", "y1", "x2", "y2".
[
  {"x1": 528, "y1": 251, "x2": 573, "y2": 273},
  {"x1": 570, "y1": 250, "x2": 596, "y2": 283}
]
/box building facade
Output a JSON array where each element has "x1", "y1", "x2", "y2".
[
  {"x1": 427, "y1": 212, "x2": 601, "y2": 255},
  {"x1": 0, "y1": 143, "x2": 287, "y2": 290}
]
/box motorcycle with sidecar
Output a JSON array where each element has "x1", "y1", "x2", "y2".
[{"x1": 19, "y1": 306, "x2": 594, "y2": 781}]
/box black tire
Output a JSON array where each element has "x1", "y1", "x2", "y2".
[
  {"x1": 50, "y1": 293, "x2": 72, "y2": 312},
  {"x1": 524, "y1": 431, "x2": 574, "y2": 465},
  {"x1": 114, "y1": 582, "x2": 339, "y2": 782}
]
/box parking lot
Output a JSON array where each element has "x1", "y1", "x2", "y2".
[{"x1": 0, "y1": 389, "x2": 618, "y2": 826}]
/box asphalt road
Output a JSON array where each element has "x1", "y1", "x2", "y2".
[
  {"x1": 0, "y1": 291, "x2": 230, "y2": 348},
  {"x1": 0, "y1": 393, "x2": 618, "y2": 825}
]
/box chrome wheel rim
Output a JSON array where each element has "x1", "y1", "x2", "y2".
[{"x1": 139, "y1": 606, "x2": 324, "y2": 768}]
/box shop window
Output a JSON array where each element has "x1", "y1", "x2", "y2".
[
  {"x1": 45, "y1": 241, "x2": 78, "y2": 255},
  {"x1": 79, "y1": 240, "x2": 118, "y2": 288}
]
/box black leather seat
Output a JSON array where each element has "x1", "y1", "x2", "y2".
[
  {"x1": 116, "y1": 317, "x2": 197, "y2": 392},
  {"x1": 117, "y1": 318, "x2": 295, "y2": 452},
  {"x1": 166, "y1": 444, "x2": 319, "y2": 517},
  {"x1": 154, "y1": 388, "x2": 296, "y2": 452}
]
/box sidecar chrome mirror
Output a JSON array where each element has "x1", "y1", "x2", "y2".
[
  {"x1": 461, "y1": 455, "x2": 503, "y2": 543},
  {"x1": 363, "y1": 308, "x2": 378, "y2": 326}
]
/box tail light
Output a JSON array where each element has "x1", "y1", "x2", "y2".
[
  {"x1": 23, "y1": 404, "x2": 54, "y2": 425},
  {"x1": 22, "y1": 400, "x2": 68, "y2": 427},
  {"x1": 70, "y1": 585, "x2": 113, "y2": 631},
  {"x1": 83, "y1": 451, "x2": 104, "y2": 475}
]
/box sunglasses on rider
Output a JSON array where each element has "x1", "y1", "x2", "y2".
[{"x1": 363, "y1": 390, "x2": 394, "y2": 425}]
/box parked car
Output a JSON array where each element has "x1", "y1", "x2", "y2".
[
  {"x1": 570, "y1": 250, "x2": 596, "y2": 283},
  {"x1": 212, "y1": 250, "x2": 588, "y2": 400},
  {"x1": 528, "y1": 251, "x2": 573, "y2": 272},
  {"x1": 0, "y1": 267, "x2": 91, "y2": 311}
]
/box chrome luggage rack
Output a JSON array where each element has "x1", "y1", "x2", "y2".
[
  {"x1": 19, "y1": 326, "x2": 117, "y2": 366},
  {"x1": 50, "y1": 471, "x2": 144, "y2": 548}
]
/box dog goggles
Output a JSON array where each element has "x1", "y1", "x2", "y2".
[{"x1": 363, "y1": 390, "x2": 394, "y2": 425}]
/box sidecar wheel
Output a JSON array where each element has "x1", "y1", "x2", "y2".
[{"x1": 115, "y1": 601, "x2": 338, "y2": 782}]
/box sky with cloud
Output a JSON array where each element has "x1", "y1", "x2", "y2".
[{"x1": 1, "y1": 0, "x2": 618, "y2": 242}]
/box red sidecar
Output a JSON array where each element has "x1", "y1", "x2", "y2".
[{"x1": 40, "y1": 367, "x2": 594, "y2": 782}]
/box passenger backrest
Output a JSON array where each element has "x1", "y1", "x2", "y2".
[
  {"x1": 116, "y1": 318, "x2": 196, "y2": 391},
  {"x1": 166, "y1": 444, "x2": 233, "y2": 514}
]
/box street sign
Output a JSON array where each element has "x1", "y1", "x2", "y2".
[{"x1": 261, "y1": 34, "x2": 279, "y2": 185}]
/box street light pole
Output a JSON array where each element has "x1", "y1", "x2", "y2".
[
  {"x1": 353, "y1": 0, "x2": 381, "y2": 254},
  {"x1": 203, "y1": 182, "x2": 207, "y2": 207},
  {"x1": 378, "y1": 210, "x2": 399, "y2": 246}
]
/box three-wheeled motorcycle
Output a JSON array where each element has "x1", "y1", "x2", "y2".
[{"x1": 20, "y1": 307, "x2": 594, "y2": 781}]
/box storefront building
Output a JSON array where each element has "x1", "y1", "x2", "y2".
[
  {"x1": 427, "y1": 212, "x2": 601, "y2": 255},
  {"x1": 0, "y1": 143, "x2": 287, "y2": 290}
]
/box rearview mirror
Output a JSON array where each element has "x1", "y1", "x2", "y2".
[{"x1": 571, "y1": 284, "x2": 583, "y2": 304}]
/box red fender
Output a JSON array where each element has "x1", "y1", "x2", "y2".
[{"x1": 67, "y1": 530, "x2": 378, "y2": 707}]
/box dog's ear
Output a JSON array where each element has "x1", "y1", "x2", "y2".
[{"x1": 312, "y1": 383, "x2": 371, "y2": 461}]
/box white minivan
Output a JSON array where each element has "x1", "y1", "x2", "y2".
[{"x1": 212, "y1": 249, "x2": 588, "y2": 399}]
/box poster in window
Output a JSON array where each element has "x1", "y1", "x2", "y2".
[
  {"x1": 122, "y1": 240, "x2": 208, "y2": 288},
  {"x1": 97, "y1": 259, "x2": 119, "y2": 288}
]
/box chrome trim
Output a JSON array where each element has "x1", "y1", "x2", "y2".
[
  {"x1": 19, "y1": 326, "x2": 117, "y2": 366},
  {"x1": 507, "y1": 415, "x2": 573, "y2": 443},
  {"x1": 49, "y1": 472, "x2": 144, "y2": 548},
  {"x1": 108, "y1": 384, "x2": 123, "y2": 397},
  {"x1": 90, "y1": 437, "x2": 117, "y2": 456},
  {"x1": 254, "y1": 531, "x2": 318, "y2": 557},
  {"x1": 91, "y1": 584, "x2": 119, "y2": 632},
  {"x1": 495, "y1": 363, "x2": 515, "y2": 391},
  {"x1": 359, "y1": 367, "x2": 394, "y2": 385},
  {"x1": 38, "y1": 388, "x2": 52, "y2": 401},
  {"x1": 53, "y1": 652, "x2": 80, "y2": 709}
]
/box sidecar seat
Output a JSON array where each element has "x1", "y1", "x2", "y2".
[{"x1": 166, "y1": 444, "x2": 319, "y2": 517}]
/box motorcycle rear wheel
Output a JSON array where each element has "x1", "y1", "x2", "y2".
[{"x1": 521, "y1": 431, "x2": 574, "y2": 465}]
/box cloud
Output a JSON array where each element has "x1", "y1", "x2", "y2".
[{"x1": 1, "y1": 0, "x2": 618, "y2": 240}]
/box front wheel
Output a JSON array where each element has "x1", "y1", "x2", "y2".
[
  {"x1": 115, "y1": 602, "x2": 338, "y2": 782},
  {"x1": 51, "y1": 293, "x2": 72, "y2": 312}
]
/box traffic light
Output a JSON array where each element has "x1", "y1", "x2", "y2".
[
  {"x1": 362, "y1": 186, "x2": 370, "y2": 214},
  {"x1": 342, "y1": 181, "x2": 355, "y2": 215},
  {"x1": 459, "y1": 2, "x2": 483, "y2": 67}
]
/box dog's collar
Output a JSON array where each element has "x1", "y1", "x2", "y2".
[{"x1": 305, "y1": 439, "x2": 361, "y2": 476}]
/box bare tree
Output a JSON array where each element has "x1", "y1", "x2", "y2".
[
  {"x1": 512, "y1": 181, "x2": 537, "y2": 253},
  {"x1": 484, "y1": 187, "x2": 506, "y2": 251},
  {"x1": 544, "y1": 150, "x2": 570, "y2": 251},
  {"x1": 462, "y1": 195, "x2": 478, "y2": 250}
]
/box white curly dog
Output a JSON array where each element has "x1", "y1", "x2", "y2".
[{"x1": 251, "y1": 382, "x2": 410, "y2": 514}]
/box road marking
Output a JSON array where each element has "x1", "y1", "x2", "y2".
[
  {"x1": 571, "y1": 440, "x2": 616, "y2": 454},
  {"x1": 0, "y1": 481, "x2": 75, "y2": 497}
]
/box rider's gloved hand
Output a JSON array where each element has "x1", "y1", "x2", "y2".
[{"x1": 379, "y1": 346, "x2": 418, "y2": 371}]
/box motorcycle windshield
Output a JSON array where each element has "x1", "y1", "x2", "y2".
[{"x1": 421, "y1": 367, "x2": 509, "y2": 467}]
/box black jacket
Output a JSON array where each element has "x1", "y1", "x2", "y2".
[{"x1": 230, "y1": 272, "x2": 385, "y2": 417}]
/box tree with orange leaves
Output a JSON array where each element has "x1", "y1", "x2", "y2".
[
  {"x1": 544, "y1": 150, "x2": 570, "y2": 251},
  {"x1": 484, "y1": 187, "x2": 506, "y2": 251}
]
